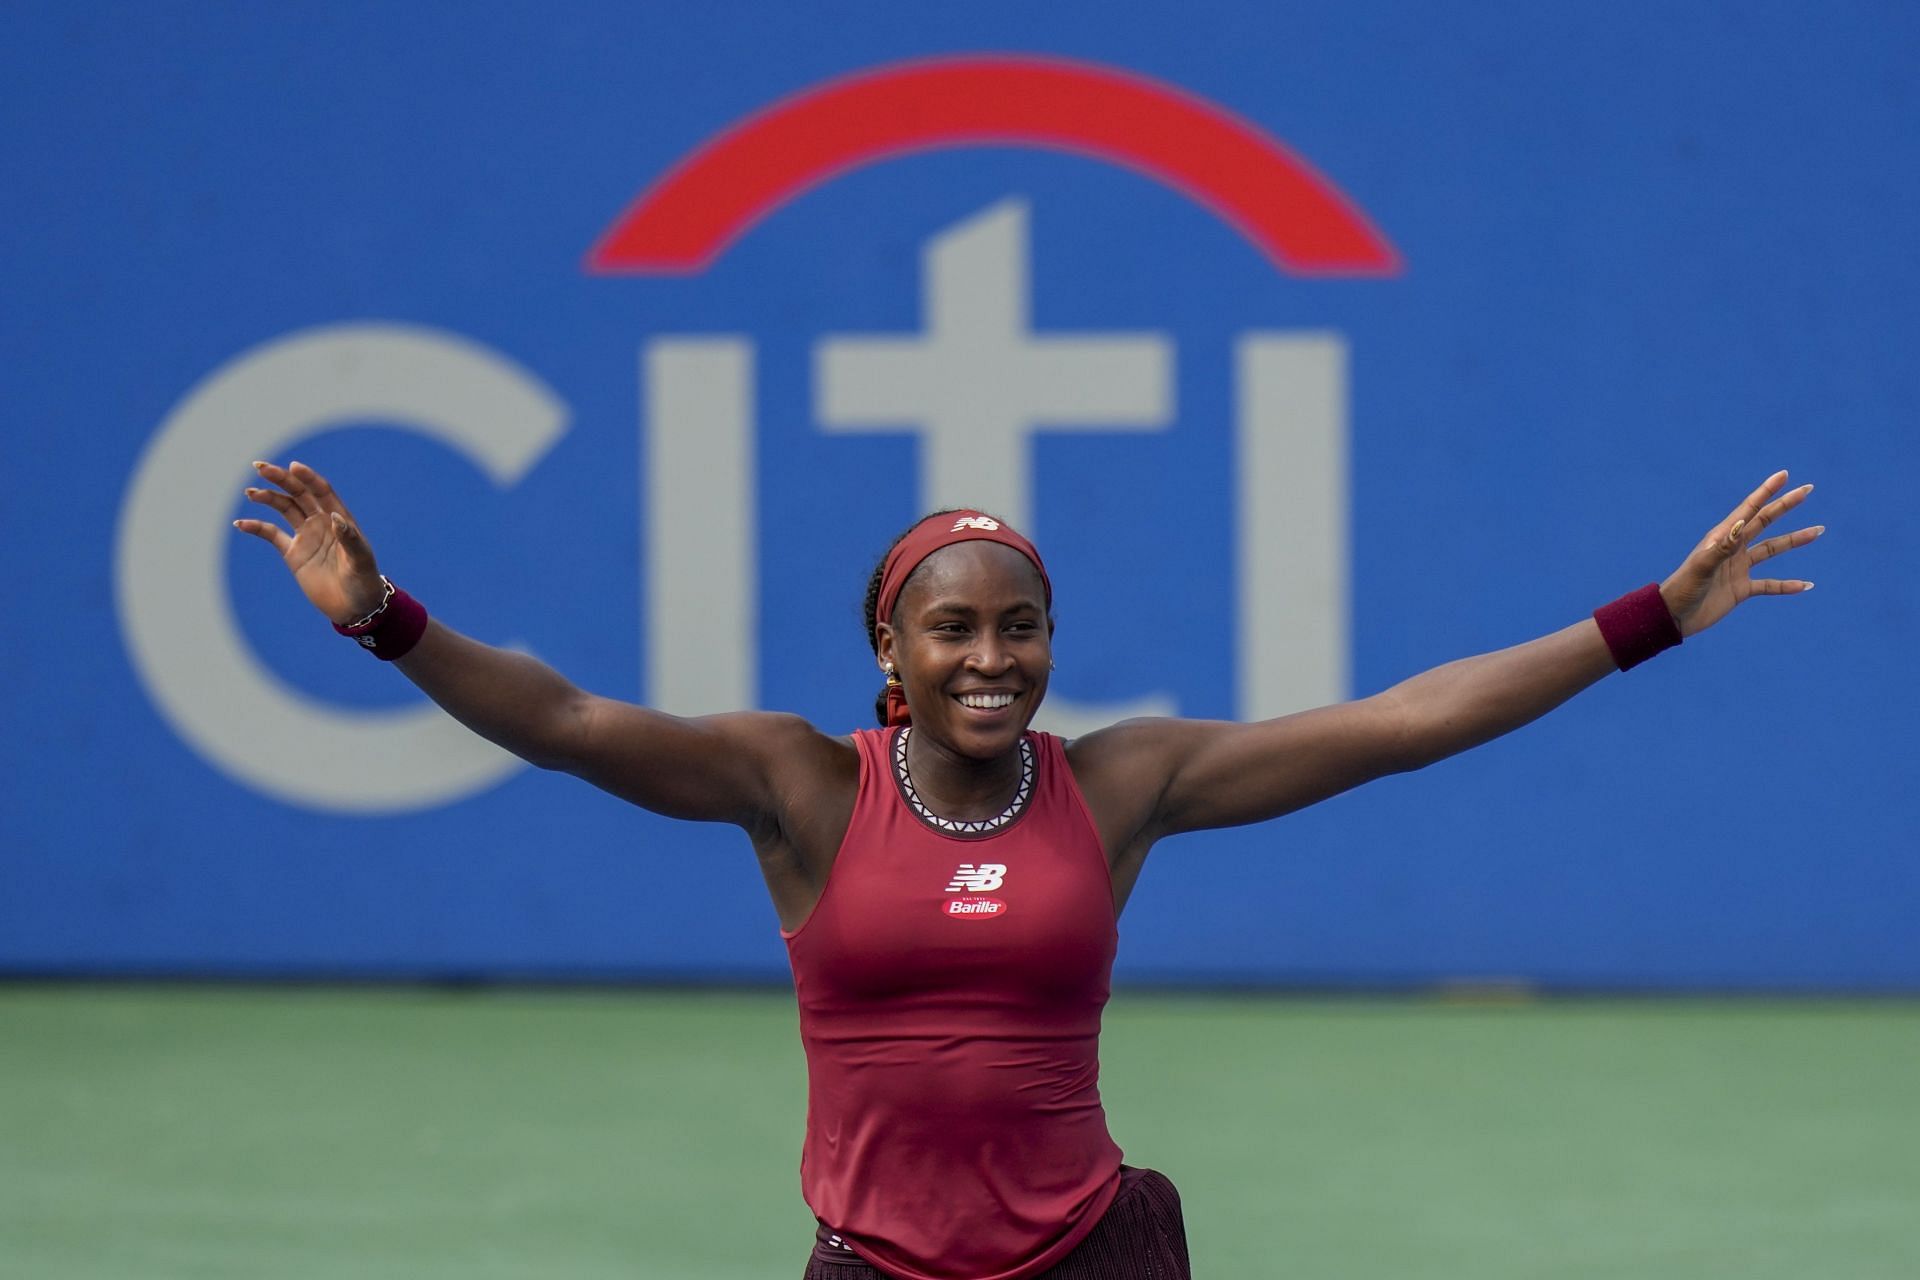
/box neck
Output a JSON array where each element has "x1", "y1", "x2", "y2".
[{"x1": 903, "y1": 727, "x2": 1025, "y2": 822}]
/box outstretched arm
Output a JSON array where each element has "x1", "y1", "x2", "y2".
[
  {"x1": 1073, "y1": 472, "x2": 1821, "y2": 846},
  {"x1": 232, "y1": 460, "x2": 821, "y2": 828}
]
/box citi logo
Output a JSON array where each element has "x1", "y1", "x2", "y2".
[
  {"x1": 947, "y1": 863, "x2": 1008, "y2": 892},
  {"x1": 119, "y1": 54, "x2": 1395, "y2": 816},
  {"x1": 945, "y1": 897, "x2": 1008, "y2": 919}
]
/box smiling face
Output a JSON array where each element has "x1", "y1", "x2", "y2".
[{"x1": 875, "y1": 541, "x2": 1053, "y2": 760}]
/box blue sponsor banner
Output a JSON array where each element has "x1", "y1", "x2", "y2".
[{"x1": 2, "y1": 3, "x2": 1912, "y2": 987}]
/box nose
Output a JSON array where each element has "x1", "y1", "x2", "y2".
[{"x1": 966, "y1": 633, "x2": 1014, "y2": 676}]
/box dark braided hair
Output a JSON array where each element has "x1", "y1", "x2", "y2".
[{"x1": 862, "y1": 510, "x2": 969, "y2": 725}]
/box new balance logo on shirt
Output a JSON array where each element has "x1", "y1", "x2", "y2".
[{"x1": 947, "y1": 864, "x2": 1007, "y2": 892}]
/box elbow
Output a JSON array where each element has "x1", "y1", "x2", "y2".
[
  {"x1": 1368, "y1": 689, "x2": 1435, "y2": 776},
  {"x1": 1375, "y1": 686, "x2": 1499, "y2": 776},
  {"x1": 524, "y1": 690, "x2": 597, "y2": 773},
  {"x1": 519, "y1": 739, "x2": 577, "y2": 775}
]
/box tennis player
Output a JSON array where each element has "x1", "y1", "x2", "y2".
[{"x1": 237, "y1": 463, "x2": 1818, "y2": 1280}]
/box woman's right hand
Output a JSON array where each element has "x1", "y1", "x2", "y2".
[{"x1": 233, "y1": 460, "x2": 388, "y2": 624}]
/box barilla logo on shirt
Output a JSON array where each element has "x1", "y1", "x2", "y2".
[
  {"x1": 945, "y1": 864, "x2": 1008, "y2": 919},
  {"x1": 945, "y1": 896, "x2": 1008, "y2": 919}
]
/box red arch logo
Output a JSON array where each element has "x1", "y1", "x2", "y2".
[{"x1": 587, "y1": 55, "x2": 1398, "y2": 277}]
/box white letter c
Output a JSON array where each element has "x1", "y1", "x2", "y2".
[{"x1": 115, "y1": 323, "x2": 568, "y2": 813}]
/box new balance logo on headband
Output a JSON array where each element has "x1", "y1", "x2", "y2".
[
  {"x1": 951, "y1": 515, "x2": 1000, "y2": 532},
  {"x1": 947, "y1": 863, "x2": 1007, "y2": 892}
]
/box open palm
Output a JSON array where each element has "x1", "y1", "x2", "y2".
[
  {"x1": 232, "y1": 460, "x2": 387, "y2": 624},
  {"x1": 1660, "y1": 471, "x2": 1821, "y2": 637}
]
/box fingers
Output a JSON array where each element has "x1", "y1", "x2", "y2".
[
  {"x1": 1746, "y1": 577, "x2": 1815, "y2": 595},
  {"x1": 1732, "y1": 482, "x2": 1815, "y2": 554},
  {"x1": 1710, "y1": 472, "x2": 1802, "y2": 557},
  {"x1": 232, "y1": 517, "x2": 293, "y2": 554},
  {"x1": 274, "y1": 460, "x2": 327, "y2": 521},
  {"x1": 1731, "y1": 471, "x2": 1791, "y2": 526},
  {"x1": 250, "y1": 460, "x2": 319, "y2": 521},
  {"x1": 289, "y1": 460, "x2": 359, "y2": 525},
  {"x1": 251, "y1": 458, "x2": 367, "y2": 537},
  {"x1": 328, "y1": 510, "x2": 379, "y2": 572},
  {"x1": 243, "y1": 485, "x2": 302, "y2": 526},
  {"x1": 1747, "y1": 524, "x2": 1825, "y2": 565},
  {"x1": 1753, "y1": 482, "x2": 1814, "y2": 532},
  {"x1": 237, "y1": 459, "x2": 383, "y2": 580},
  {"x1": 251, "y1": 459, "x2": 325, "y2": 521}
]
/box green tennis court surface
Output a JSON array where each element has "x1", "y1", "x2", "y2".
[{"x1": 4, "y1": 987, "x2": 1914, "y2": 1278}]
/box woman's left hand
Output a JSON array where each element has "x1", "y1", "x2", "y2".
[{"x1": 1660, "y1": 471, "x2": 1822, "y2": 638}]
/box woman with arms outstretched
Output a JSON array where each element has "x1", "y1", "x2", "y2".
[{"x1": 236, "y1": 462, "x2": 1818, "y2": 1280}]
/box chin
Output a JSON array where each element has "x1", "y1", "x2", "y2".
[{"x1": 953, "y1": 706, "x2": 1040, "y2": 756}]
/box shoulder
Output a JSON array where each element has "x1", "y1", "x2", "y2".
[
  {"x1": 743, "y1": 712, "x2": 860, "y2": 778},
  {"x1": 1060, "y1": 717, "x2": 1204, "y2": 843},
  {"x1": 1063, "y1": 716, "x2": 1212, "y2": 779},
  {"x1": 711, "y1": 712, "x2": 861, "y2": 845},
  {"x1": 646, "y1": 709, "x2": 860, "y2": 802}
]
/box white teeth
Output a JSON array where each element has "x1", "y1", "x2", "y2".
[{"x1": 959, "y1": 693, "x2": 1015, "y2": 710}]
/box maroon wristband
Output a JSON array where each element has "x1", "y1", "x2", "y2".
[
  {"x1": 332, "y1": 577, "x2": 429, "y2": 660},
  {"x1": 1593, "y1": 583, "x2": 1682, "y2": 671}
]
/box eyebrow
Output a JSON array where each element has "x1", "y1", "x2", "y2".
[{"x1": 919, "y1": 598, "x2": 1044, "y2": 619}]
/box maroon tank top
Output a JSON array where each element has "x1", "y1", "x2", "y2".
[{"x1": 783, "y1": 727, "x2": 1124, "y2": 1280}]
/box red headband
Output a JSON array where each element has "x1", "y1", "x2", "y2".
[
  {"x1": 876, "y1": 510, "x2": 1052, "y2": 630},
  {"x1": 876, "y1": 511, "x2": 1052, "y2": 725}
]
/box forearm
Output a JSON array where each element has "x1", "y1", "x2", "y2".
[
  {"x1": 393, "y1": 619, "x2": 588, "y2": 770},
  {"x1": 1382, "y1": 618, "x2": 1619, "y2": 772}
]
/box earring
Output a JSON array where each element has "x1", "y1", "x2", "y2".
[{"x1": 884, "y1": 661, "x2": 900, "y2": 686}]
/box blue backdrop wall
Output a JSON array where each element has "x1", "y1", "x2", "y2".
[{"x1": 3, "y1": 2, "x2": 1913, "y2": 988}]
